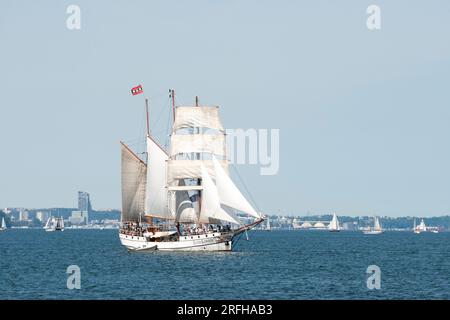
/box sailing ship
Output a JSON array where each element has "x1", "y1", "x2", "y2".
[
  {"x1": 328, "y1": 213, "x2": 340, "y2": 232},
  {"x1": 363, "y1": 216, "x2": 383, "y2": 235},
  {"x1": 44, "y1": 216, "x2": 65, "y2": 232},
  {"x1": 414, "y1": 218, "x2": 426, "y2": 234},
  {"x1": 119, "y1": 92, "x2": 264, "y2": 251},
  {"x1": 0, "y1": 217, "x2": 6, "y2": 231}
]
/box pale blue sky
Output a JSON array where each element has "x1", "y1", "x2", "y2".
[{"x1": 1, "y1": 1, "x2": 450, "y2": 217}]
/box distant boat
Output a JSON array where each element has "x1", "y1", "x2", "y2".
[
  {"x1": 414, "y1": 218, "x2": 426, "y2": 234},
  {"x1": 363, "y1": 216, "x2": 383, "y2": 235},
  {"x1": 0, "y1": 217, "x2": 6, "y2": 231},
  {"x1": 44, "y1": 216, "x2": 64, "y2": 232},
  {"x1": 328, "y1": 213, "x2": 340, "y2": 232}
]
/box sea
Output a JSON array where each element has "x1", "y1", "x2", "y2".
[{"x1": 1, "y1": 229, "x2": 449, "y2": 300}]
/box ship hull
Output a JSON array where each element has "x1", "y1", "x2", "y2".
[{"x1": 119, "y1": 232, "x2": 233, "y2": 251}]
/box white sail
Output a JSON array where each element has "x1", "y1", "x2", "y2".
[
  {"x1": 173, "y1": 180, "x2": 198, "y2": 223},
  {"x1": 121, "y1": 143, "x2": 147, "y2": 222},
  {"x1": 170, "y1": 134, "x2": 226, "y2": 157},
  {"x1": 328, "y1": 213, "x2": 340, "y2": 231},
  {"x1": 145, "y1": 137, "x2": 174, "y2": 220},
  {"x1": 167, "y1": 159, "x2": 228, "y2": 183},
  {"x1": 44, "y1": 217, "x2": 51, "y2": 229},
  {"x1": 1, "y1": 217, "x2": 5, "y2": 229},
  {"x1": 374, "y1": 216, "x2": 381, "y2": 231},
  {"x1": 212, "y1": 156, "x2": 260, "y2": 219},
  {"x1": 173, "y1": 106, "x2": 224, "y2": 132},
  {"x1": 199, "y1": 164, "x2": 241, "y2": 225}
]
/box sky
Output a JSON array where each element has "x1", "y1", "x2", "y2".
[{"x1": 1, "y1": 0, "x2": 450, "y2": 217}]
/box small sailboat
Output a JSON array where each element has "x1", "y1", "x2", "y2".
[
  {"x1": 414, "y1": 218, "x2": 426, "y2": 234},
  {"x1": 328, "y1": 213, "x2": 340, "y2": 232},
  {"x1": 44, "y1": 216, "x2": 65, "y2": 232},
  {"x1": 0, "y1": 217, "x2": 6, "y2": 231},
  {"x1": 363, "y1": 216, "x2": 383, "y2": 235}
]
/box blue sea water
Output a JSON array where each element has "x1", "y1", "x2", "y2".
[{"x1": 0, "y1": 229, "x2": 449, "y2": 299}]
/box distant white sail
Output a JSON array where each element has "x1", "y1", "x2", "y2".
[
  {"x1": 212, "y1": 156, "x2": 260, "y2": 219},
  {"x1": 328, "y1": 213, "x2": 340, "y2": 231},
  {"x1": 145, "y1": 137, "x2": 173, "y2": 220},
  {"x1": 44, "y1": 217, "x2": 51, "y2": 229},
  {"x1": 121, "y1": 143, "x2": 147, "y2": 222},
  {"x1": 173, "y1": 106, "x2": 224, "y2": 132},
  {"x1": 374, "y1": 216, "x2": 382, "y2": 231},
  {"x1": 199, "y1": 164, "x2": 241, "y2": 225},
  {"x1": 1, "y1": 217, "x2": 5, "y2": 229}
]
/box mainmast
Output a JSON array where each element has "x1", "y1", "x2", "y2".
[{"x1": 196, "y1": 96, "x2": 202, "y2": 221}]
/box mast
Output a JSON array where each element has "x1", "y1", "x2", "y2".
[
  {"x1": 145, "y1": 98, "x2": 150, "y2": 136},
  {"x1": 170, "y1": 89, "x2": 176, "y2": 123},
  {"x1": 196, "y1": 96, "x2": 202, "y2": 223},
  {"x1": 145, "y1": 97, "x2": 153, "y2": 226}
]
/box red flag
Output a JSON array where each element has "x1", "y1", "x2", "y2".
[{"x1": 131, "y1": 84, "x2": 143, "y2": 95}]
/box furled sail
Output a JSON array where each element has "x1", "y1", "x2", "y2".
[
  {"x1": 167, "y1": 159, "x2": 229, "y2": 183},
  {"x1": 199, "y1": 165, "x2": 241, "y2": 225},
  {"x1": 170, "y1": 134, "x2": 226, "y2": 157},
  {"x1": 121, "y1": 143, "x2": 147, "y2": 222},
  {"x1": 173, "y1": 106, "x2": 224, "y2": 132},
  {"x1": 145, "y1": 137, "x2": 174, "y2": 220},
  {"x1": 212, "y1": 156, "x2": 260, "y2": 219}
]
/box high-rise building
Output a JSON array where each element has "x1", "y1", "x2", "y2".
[{"x1": 78, "y1": 191, "x2": 92, "y2": 223}]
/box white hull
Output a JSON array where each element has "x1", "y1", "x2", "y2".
[
  {"x1": 45, "y1": 228, "x2": 64, "y2": 232},
  {"x1": 119, "y1": 231, "x2": 233, "y2": 251},
  {"x1": 0, "y1": 228, "x2": 6, "y2": 232}
]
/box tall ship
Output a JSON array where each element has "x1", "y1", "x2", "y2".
[
  {"x1": 44, "y1": 216, "x2": 64, "y2": 232},
  {"x1": 363, "y1": 216, "x2": 383, "y2": 235},
  {"x1": 119, "y1": 91, "x2": 264, "y2": 251},
  {"x1": 328, "y1": 213, "x2": 340, "y2": 232}
]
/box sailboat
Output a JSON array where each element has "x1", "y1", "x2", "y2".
[
  {"x1": 328, "y1": 213, "x2": 340, "y2": 232},
  {"x1": 414, "y1": 218, "x2": 426, "y2": 234},
  {"x1": 0, "y1": 217, "x2": 6, "y2": 231},
  {"x1": 363, "y1": 216, "x2": 383, "y2": 235},
  {"x1": 44, "y1": 216, "x2": 65, "y2": 232},
  {"x1": 119, "y1": 92, "x2": 264, "y2": 251}
]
